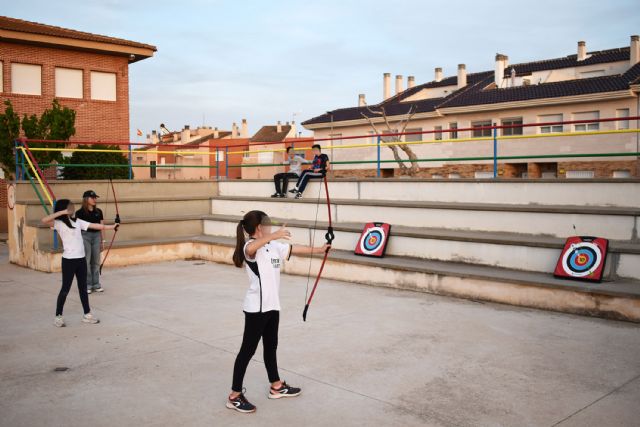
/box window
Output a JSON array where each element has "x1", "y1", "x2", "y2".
[
  {"x1": 11, "y1": 63, "x2": 42, "y2": 95},
  {"x1": 574, "y1": 111, "x2": 599, "y2": 132},
  {"x1": 501, "y1": 117, "x2": 523, "y2": 136},
  {"x1": 539, "y1": 114, "x2": 563, "y2": 133},
  {"x1": 566, "y1": 170, "x2": 594, "y2": 179},
  {"x1": 616, "y1": 109, "x2": 630, "y2": 130},
  {"x1": 471, "y1": 120, "x2": 492, "y2": 138},
  {"x1": 55, "y1": 68, "x2": 83, "y2": 98},
  {"x1": 434, "y1": 126, "x2": 443, "y2": 141},
  {"x1": 405, "y1": 128, "x2": 422, "y2": 142},
  {"x1": 381, "y1": 129, "x2": 398, "y2": 143},
  {"x1": 90, "y1": 71, "x2": 116, "y2": 101},
  {"x1": 449, "y1": 122, "x2": 458, "y2": 139}
]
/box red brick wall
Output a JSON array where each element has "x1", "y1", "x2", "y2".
[{"x1": 0, "y1": 41, "x2": 130, "y2": 142}]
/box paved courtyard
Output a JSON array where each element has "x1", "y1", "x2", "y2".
[{"x1": 1, "y1": 242, "x2": 639, "y2": 427}]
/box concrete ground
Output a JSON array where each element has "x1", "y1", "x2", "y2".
[{"x1": 1, "y1": 242, "x2": 639, "y2": 427}]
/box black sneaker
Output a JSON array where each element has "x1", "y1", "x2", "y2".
[
  {"x1": 268, "y1": 381, "x2": 302, "y2": 399},
  {"x1": 277, "y1": 193, "x2": 286, "y2": 198},
  {"x1": 271, "y1": 193, "x2": 280, "y2": 198},
  {"x1": 288, "y1": 188, "x2": 298, "y2": 194},
  {"x1": 226, "y1": 391, "x2": 256, "y2": 413}
]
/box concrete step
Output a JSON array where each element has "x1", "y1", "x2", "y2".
[
  {"x1": 210, "y1": 196, "x2": 640, "y2": 241},
  {"x1": 22, "y1": 196, "x2": 212, "y2": 222},
  {"x1": 202, "y1": 214, "x2": 640, "y2": 280},
  {"x1": 15, "y1": 179, "x2": 217, "y2": 201},
  {"x1": 218, "y1": 178, "x2": 640, "y2": 208},
  {"x1": 31, "y1": 215, "x2": 204, "y2": 248},
  {"x1": 33, "y1": 234, "x2": 640, "y2": 322}
]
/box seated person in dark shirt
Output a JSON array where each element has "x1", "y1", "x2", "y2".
[{"x1": 288, "y1": 144, "x2": 330, "y2": 199}]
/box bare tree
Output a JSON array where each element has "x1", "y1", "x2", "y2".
[{"x1": 360, "y1": 104, "x2": 420, "y2": 175}]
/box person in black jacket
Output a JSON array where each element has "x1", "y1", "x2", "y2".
[{"x1": 75, "y1": 190, "x2": 104, "y2": 294}]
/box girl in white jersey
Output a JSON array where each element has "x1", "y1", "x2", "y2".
[
  {"x1": 41, "y1": 199, "x2": 119, "y2": 327},
  {"x1": 227, "y1": 210, "x2": 329, "y2": 413}
]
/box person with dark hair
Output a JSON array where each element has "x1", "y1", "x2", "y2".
[
  {"x1": 75, "y1": 190, "x2": 104, "y2": 294},
  {"x1": 227, "y1": 210, "x2": 330, "y2": 413},
  {"x1": 41, "y1": 199, "x2": 119, "y2": 327},
  {"x1": 271, "y1": 147, "x2": 309, "y2": 198},
  {"x1": 288, "y1": 144, "x2": 330, "y2": 199}
]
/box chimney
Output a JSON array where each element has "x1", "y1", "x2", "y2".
[
  {"x1": 291, "y1": 121, "x2": 297, "y2": 137},
  {"x1": 457, "y1": 64, "x2": 467, "y2": 89},
  {"x1": 395, "y1": 75, "x2": 403, "y2": 95},
  {"x1": 231, "y1": 122, "x2": 237, "y2": 139},
  {"x1": 435, "y1": 67, "x2": 443, "y2": 82},
  {"x1": 510, "y1": 68, "x2": 516, "y2": 87},
  {"x1": 358, "y1": 93, "x2": 366, "y2": 106},
  {"x1": 407, "y1": 75, "x2": 415, "y2": 89},
  {"x1": 577, "y1": 41, "x2": 587, "y2": 61},
  {"x1": 383, "y1": 73, "x2": 391, "y2": 100},
  {"x1": 631, "y1": 35, "x2": 640, "y2": 66},
  {"x1": 276, "y1": 121, "x2": 282, "y2": 133},
  {"x1": 495, "y1": 54, "x2": 508, "y2": 87},
  {"x1": 241, "y1": 119, "x2": 248, "y2": 138},
  {"x1": 181, "y1": 125, "x2": 191, "y2": 143},
  {"x1": 213, "y1": 127, "x2": 219, "y2": 139}
]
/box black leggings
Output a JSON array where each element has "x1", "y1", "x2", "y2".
[
  {"x1": 232, "y1": 310, "x2": 280, "y2": 392},
  {"x1": 56, "y1": 257, "x2": 91, "y2": 316}
]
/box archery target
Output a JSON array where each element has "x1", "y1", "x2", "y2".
[
  {"x1": 554, "y1": 236, "x2": 608, "y2": 283},
  {"x1": 355, "y1": 222, "x2": 391, "y2": 257}
]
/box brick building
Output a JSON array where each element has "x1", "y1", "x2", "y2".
[
  {"x1": 303, "y1": 36, "x2": 640, "y2": 179},
  {"x1": 0, "y1": 15, "x2": 155, "y2": 231}
]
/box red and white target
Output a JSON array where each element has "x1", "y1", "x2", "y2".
[
  {"x1": 355, "y1": 222, "x2": 391, "y2": 258},
  {"x1": 554, "y1": 236, "x2": 608, "y2": 283}
]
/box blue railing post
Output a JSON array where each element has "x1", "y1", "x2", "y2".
[
  {"x1": 128, "y1": 145, "x2": 133, "y2": 179},
  {"x1": 493, "y1": 123, "x2": 498, "y2": 178},
  {"x1": 376, "y1": 135, "x2": 381, "y2": 178},
  {"x1": 52, "y1": 199, "x2": 58, "y2": 250},
  {"x1": 225, "y1": 145, "x2": 229, "y2": 179}
]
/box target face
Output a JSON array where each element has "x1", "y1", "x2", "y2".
[
  {"x1": 554, "y1": 236, "x2": 608, "y2": 283},
  {"x1": 355, "y1": 223, "x2": 391, "y2": 258}
]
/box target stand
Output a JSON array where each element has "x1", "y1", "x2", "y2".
[
  {"x1": 553, "y1": 236, "x2": 608, "y2": 283},
  {"x1": 354, "y1": 222, "x2": 391, "y2": 258}
]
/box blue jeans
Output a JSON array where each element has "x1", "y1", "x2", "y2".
[{"x1": 82, "y1": 231, "x2": 101, "y2": 290}]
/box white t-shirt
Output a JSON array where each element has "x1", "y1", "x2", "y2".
[
  {"x1": 283, "y1": 155, "x2": 309, "y2": 176},
  {"x1": 53, "y1": 218, "x2": 91, "y2": 259},
  {"x1": 242, "y1": 239, "x2": 292, "y2": 313}
]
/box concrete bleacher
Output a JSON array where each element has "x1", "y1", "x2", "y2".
[{"x1": 8, "y1": 178, "x2": 640, "y2": 322}]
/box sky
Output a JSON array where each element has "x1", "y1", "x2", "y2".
[{"x1": 3, "y1": 0, "x2": 640, "y2": 140}]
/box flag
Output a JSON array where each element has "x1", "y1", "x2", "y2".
[{"x1": 137, "y1": 129, "x2": 143, "y2": 136}]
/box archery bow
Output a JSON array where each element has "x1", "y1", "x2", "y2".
[
  {"x1": 99, "y1": 176, "x2": 120, "y2": 274},
  {"x1": 303, "y1": 174, "x2": 334, "y2": 321}
]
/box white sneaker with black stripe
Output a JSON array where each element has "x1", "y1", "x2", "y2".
[
  {"x1": 268, "y1": 381, "x2": 302, "y2": 399},
  {"x1": 226, "y1": 390, "x2": 256, "y2": 413}
]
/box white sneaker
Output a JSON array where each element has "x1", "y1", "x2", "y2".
[
  {"x1": 54, "y1": 315, "x2": 65, "y2": 327},
  {"x1": 82, "y1": 312, "x2": 100, "y2": 324},
  {"x1": 94, "y1": 287, "x2": 104, "y2": 293},
  {"x1": 87, "y1": 289, "x2": 92, "y2": 294}
]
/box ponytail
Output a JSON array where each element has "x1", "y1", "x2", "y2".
[
  {"x1": 232, "y1": 221, "x2": 246, "y2": 267},
  {"x1": 231, "y1": 210, "x2": 270, "y2": 267}
]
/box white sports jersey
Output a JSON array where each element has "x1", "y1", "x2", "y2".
[
  {"x1": 242, "y1": 239, "x2": 292, "y2": 313},
  {"x1": 53, "y1": 218, "x2": 91, "y2": 259}
]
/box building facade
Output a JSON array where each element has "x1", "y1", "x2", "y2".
[{"x1": 302, "y1": 37, "x2": 640, "y2": 179}]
